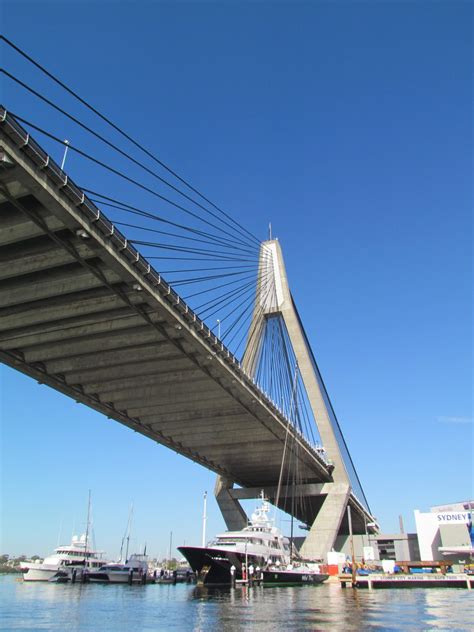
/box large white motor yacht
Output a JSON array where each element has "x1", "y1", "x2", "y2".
[
  {"x1": 22, "y1": 534, "x2": 106, "y2": 582},
  {"x1": 179, "y1": 493, "x2": 327, "y2": 585}
]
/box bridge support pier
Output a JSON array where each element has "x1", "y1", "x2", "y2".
[
  {"x1": 214, "y1": 476, "x2": 248, "y2": 531},
  {"x1": 299, "y1": 482, "x2": 351, "y2": 560},
  {"x1": 214, "y1": 480, "x2": 357, "y2": 558}
]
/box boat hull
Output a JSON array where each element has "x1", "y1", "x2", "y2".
[
  {"x1": 178, "y1": 546, "x2": 267, "y2": 585},
  {"x1": 23, "y1": 566, "x2": 81, "y2": 582},
  {"x1": 23, "y1": 567, "x2": 63, "y2": 582},
  {"x1": 178, "y1": 546, "x2": 326, "y2": 586},
  {"x1": 88, "y1": 571, "x2": 146, "y2": 584},
  {"x1": 262, "y1": 569, "x2": 329, "y2": 586}
]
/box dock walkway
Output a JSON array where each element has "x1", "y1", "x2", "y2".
[{"x1": 339, "y1": 573, "x2": 473, "y2": 589}]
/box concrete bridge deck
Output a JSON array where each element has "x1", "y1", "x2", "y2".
[{"x1": 0, "y1": 109, "x2": 340, "y2": 523}]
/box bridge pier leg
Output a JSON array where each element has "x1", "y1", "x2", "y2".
[
  {"x1": 214, "y1": 476, "x2": 248, "y2": 531},
  {"x1": 300, "y1": 483, "x2": 350, "y2": 560}
]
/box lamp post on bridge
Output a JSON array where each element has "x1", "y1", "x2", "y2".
[{"x1": 60, "y1": 139, "x2": 70, "y2": 170}]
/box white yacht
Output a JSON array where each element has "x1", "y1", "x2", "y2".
[
  {"x1": 22, "y1": 534, "x2": 106, "y2": 582},
  {"x1": 88, "y1": 553, "x2": 149, "y2": 584},
  {"x1": 178, "y1": 493, "x2": 328, "y2": 586}
]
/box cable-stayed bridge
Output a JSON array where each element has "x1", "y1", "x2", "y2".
[
  {"x1": 1, "y1": 33, "x2": 378, "y2": 558},
  {"x1": 0, "y1": 109, "x2": 377, "y2": 558}
]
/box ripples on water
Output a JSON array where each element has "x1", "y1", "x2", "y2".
[{"x1": 1, "y1": 575, "x2": 473, "y2": 631}]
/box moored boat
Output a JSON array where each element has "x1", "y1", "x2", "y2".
[
  {"x1": 88, "y1": 553, "x2": 148, "y2": 584},
  {"x1": 261, "y1": 563, "x2": 328, "y2": 586},
  {"x1": 178, "y1": 493, "x2": 327, "y2": 586},
  {"x1": 22, "y1": 534, "x2": 106, "y2": 582}
]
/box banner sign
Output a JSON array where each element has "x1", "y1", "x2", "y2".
[{"x1": 436, "y1": 512, "x2": 471, "y2": 524}]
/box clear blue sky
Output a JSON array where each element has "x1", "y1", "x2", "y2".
[{"x1": 1, "y1": 1, "x2": 472, "y2": 558}]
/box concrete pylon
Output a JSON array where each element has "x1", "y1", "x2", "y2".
[
  {"x1": 245, "y1": 240, "x2": 350, "y2": 483},
  {"x1": 214, "y1": 476, "x2": 248, "y2": 531},
  {"x1": 215, "y1": 239, "x2": 354, "y2": 558}
]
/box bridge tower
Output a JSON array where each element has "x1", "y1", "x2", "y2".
[{"x1": 216, "y1": 239, "x2": 369, "y2": 559}]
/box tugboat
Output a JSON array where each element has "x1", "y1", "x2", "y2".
[{"x1": 178, "y1": 492, "x2": 328, "y2": 586}]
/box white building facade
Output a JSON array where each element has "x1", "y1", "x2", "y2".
[{"x1": 414, "y1": 501, "x2": 474, "y2": 562}]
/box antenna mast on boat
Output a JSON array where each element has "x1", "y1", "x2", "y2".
[
  {"x1": 168, "y1": 531, "x2": 173, "y2": 567},
  {"x1": 84, "y1": 490, "x2": 91, "y2": 565},
  {"x1": 202, "y1": 491, "x2": 208, "y2": 547}
]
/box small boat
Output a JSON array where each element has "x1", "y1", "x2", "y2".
[
  {"x1": 88, "y1": 506, "x2": 149, "y2": 584},
  {"x1": 88, "y1": 553, "x2": 148, "y2": 584},
  {"x1": 261, "y1": 562, "x2": 328, "y2": 586}
]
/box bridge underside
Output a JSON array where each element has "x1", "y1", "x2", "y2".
[
  {"x1": 0, "y1": 113, "x2": 333, "y2": 491},
  {"x1": 0, "y1": 112, "x2": 374, "y2": 555}
]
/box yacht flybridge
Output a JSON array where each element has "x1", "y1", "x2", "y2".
[{"x1": 178, "y1": 493, "x2": 328, "y2": 586}]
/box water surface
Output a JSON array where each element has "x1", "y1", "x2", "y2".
[{"x1": 1, "y1": 575, "x2": 472, "y2": 631}]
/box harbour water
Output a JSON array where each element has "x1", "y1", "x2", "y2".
[{"x1": 1, "y1": 575, "x2": 473, "y2": 631}]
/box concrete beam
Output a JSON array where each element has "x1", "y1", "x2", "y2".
[
  {"x1": 0, "y1": 238, "x2": 96, "y2": 280},
  {"x1": 82, "y1": 368, "x2": 204, "y2": 396},
  {"x1": 0, "y1": 287, "x2": 145, "y2": 332},
  {"x1": 204, "y1": 442, "x2": 286, "y2": 459},
  {"x1": 65, "y1": 357, "x2": 195, "y2": 385},
  {"x1": 146, "y1": 416, "x2": 260, "y2": 437},
  {"x1": 154, "y1": 427, "x2": 271, "y2": 445},
  {"x1": 0, "y1": 309, "x2": 151, "y2": 349},
  {"x1": 202, "y1": 446, "x2": 288, "y2": 462},
  {"x1": 0, "y1": 264, "x2": 121, "y2": 308},
  {"x1": 182, "y1": 438, "x2": 281, "y2": 453},
  {"x1": 147, "y1": 409, "x2": 254, "y2": 426},
  {"x1": 99, "y1": 378, "x2": 218, "y2": 404},
  {"x1": 218, "y1": 460, "x2": 324, "y2": 480},
  {"x1": 23, "y1": 326, "x2": 166, "y2": 363},
  {"x1": 138, "y1": 411, "x2": 250, "y2": 428},
  {"x1": 45, "y1": 341, "x2": 176, "y2": 374},
  {"x1": 124, "y1": 396, "x2": 232, "y2": 417},
  {"x1": 229, "y1": 483, "x2": 328, "y2": 500},
  {"x1": 0, "y1": 203, "x2": 64, "y2": 246}
]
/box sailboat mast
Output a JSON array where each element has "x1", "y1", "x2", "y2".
[
  {"x1": 84, "y1": 490, "x2": 91, "y2": 565},
  {"x1": 125, "y1": 505, "x2": 133, "y2": 562}
]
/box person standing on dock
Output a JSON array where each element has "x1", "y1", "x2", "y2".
[{"x1": 248, "y1": 564, "x2": 254, "y2": 585}]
